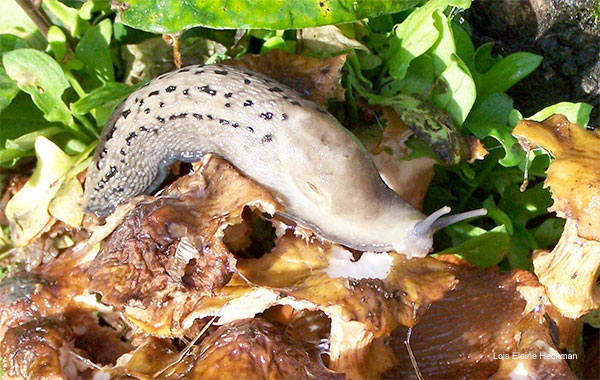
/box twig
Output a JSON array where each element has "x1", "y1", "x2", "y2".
[
  {"x1": 404, "y1": 327, "x2": 424, "y2": 380},
  {"x1": 14, "y1": 0, "x2": 52, "y2": 39}
]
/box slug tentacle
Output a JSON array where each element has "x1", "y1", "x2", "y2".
[{"x1": 83, "y1": 64, "x2": 484, "y2": 258}]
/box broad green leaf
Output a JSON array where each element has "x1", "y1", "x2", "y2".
[
  {"x1": 428, "y1": 11, "x2": 455, "y2": 77},
  {"x1": 42, "y1": 0, "x2": 89, "y2": 38},
  {"x1": 532, "y1": 218, "x2": 565, "y2": 249},
  {"x1": 78, "y1": 0, "x2": 111, "y2": 20},
  {"x1": 386, "y1": 0, "x2": 471, "y2": 80},
  {"x1": 476, "y1": 52, "x2": 542, "y2": 101},
  {"x1": 0, "y1": 67, "x2": 19, "y2": 110},
  {"x1": 527, "y1": 102, "x2": 593, "y2": 127},
  {"x1": 1, "y1": 92, "x2": 57, "y2": 146},
  {"x1": 471, "y1": 42, "x2": 500, "y2": 74},
  {"x1": 464, "y1": 92, "x2": 524, "y2": 166},
  {"x1": 71, "y1": 82, "x2": 136, "y2": 115},
  {"x1": 429, "y1": 54, "x2": 476, "y2": 126},
  {"x1": 4, "y1": 127, "x2": 65, "y2": 151},
  {"x1": 47, "y1": 25, "x2": 67, "y2": 62},
  {"x1": 75, "y1": 18, "x2": 114, "y2": 84},
  {"x1": 0, "y1": 33, "x2": 28, "y2": 55},
  {"x1": 115, "y1": 0, "x2": 420, "y2": 33},
  {"x1": 3, "y1": 49, "x2": 73, "y2": 126},
  {"x1": 5, "y1": 137, "x2": 77, "y2": 246},
  {"x1": 450, "y1": 20, "x2": 474, "y2": 63},
  {"x1": 0, "y1": 0, "x2": 46, "y2": 49},
  {"x1": 383, "y1": 54, "x2": 435, "y2": 96},
  {"x1": 436, "y1": 224, "x2": 509, "y2": 267}
]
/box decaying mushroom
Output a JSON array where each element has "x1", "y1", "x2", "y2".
[{"x1": 513, "y1": 114, "x2": 600, "y2": 318}]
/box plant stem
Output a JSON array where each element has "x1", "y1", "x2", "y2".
[{"x1": 14, "y1": 0, "x2": 51, "y2": 38}]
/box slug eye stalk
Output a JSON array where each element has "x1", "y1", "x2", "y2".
[{"x1": 414, "y1": 206, "x2": 488, "y2": 236}]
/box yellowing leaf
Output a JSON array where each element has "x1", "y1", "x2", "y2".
[
  {"x1": 49, "y1": 176, "x2": 84, "y2": 228},
  {"x1": 5, "y1": 137, "x2": 76, "y2": 246}
]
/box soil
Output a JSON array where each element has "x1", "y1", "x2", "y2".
[{"x1": 467, "y1": 0, "x2": 599, "y2": 127}]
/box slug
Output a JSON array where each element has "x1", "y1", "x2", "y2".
[{"x1": 83, "y1": 64, "x2": 484, "y2": 258}]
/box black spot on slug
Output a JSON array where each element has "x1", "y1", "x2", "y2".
[
  {"x1": 144, "y1": 108, "x2": 151, "y2": 114},
  {"x1": 244, "y1": 100, "x2": 254, "y2": 107},
  {"x1": 224, "y1": 92, "x2": 233, "y2": 98},
  {"x1": 290, "y1": 100, "x2": 301, "y2": 107},
  {"x1": 140, "y1": 126, "x2": 149, "y2": 132},
  {"x1": 148, "y1": 90, "x2": 159, "y2": 97},
  {"x1": 244, "y1": 78, "x2": 251, "y2": 85},
  {"x1": 125, "y1": 132, "x2": 137, "y2": 145},
  {"x1": 268, "y1": 87, "x2": 282, "y2": 93},
  {"x1": 122, "y1": 109, "x2": 131, "y2": 119},
  {"x1": 152, "y1": 129, "x2": 159, "y2": 135},
  {"x1": 141, "y1": 82, "x2": 150, "y2": 88},
  {"x1": 192, "y1": 113, "x2": 203, "y2": 120},
  {"x1": 183, "y1": 89, "x2": 190, "y2": 96},
  {"x1": 99, "y1": 148, "x2": 107, "y2": 158},
  {"x1": 282, "y1": 113, "x2": 288, "y2": 120},
  {"x1": 195, "y1": 70, "x2": 205, "y2": 74},
  {"x1": 165, "y1": 85, "x2": 176, "y2": 92},
  {"x1": 232, "y1": 123, "x2": 239, "y2": 128},
  {"x1": 260, "y1": 112, "x2": 273, "y2": 120},
  {"x1": 169, "y1": 113, "x2": 188, "y2": 120},
  {"x1": 262, "y1": 134, "x2": 273, "y2": 142},
  {"x1": 247, "y1": 127, "x2": 254, "y2": 133},
  {"x1": 200, "y1": 85, "x2": 217, "y2": 96},
  {"x1": 219, "y1": 119, "x2": 230, "y2": 125},
  {"x1": 225, "y1": 102, "x2": 231, "y2": 107},
  {"x1": 159, "y1": 102, "x2": 165, "y2": 108},
  {"x1": 105, "y1": 166, "x2": 117, "y2": 181},
  {"x1": 157, "y1": 116, "x2": 165, "y2": 123},
  {"x1": 105, "y1": 123, "x2": 118, "y2": 141},
  {"x1": 207, "y1": 114, "x2": 215, "y2": 120},
  {"x1": 114, "y1": 185, "x2": 124, "y2": 193},
  {"x1": 214, "y1": 69, "x2": 228, "y2": 75},
  {"x1": 158, "y1": 73, "x2": 169, "y2": 80},
  {"x1": 120, "y1": 148, "x2": 127, "y2": 156},
  {"x1": 178, "y1": 68, "x2": 190, "y2": 73},
  {"x1": 282, "y1": 95, "x2": 289, "y2": 100}
]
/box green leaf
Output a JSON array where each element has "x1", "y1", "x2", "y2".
[
  {"x1": 382, "y1": 54, "x2": 435, "y2": 96},
  {"x1": 532, "y1": 218, "x2": 565, "y2": 249},
  {"x1": 115, "y1": 0, "x2": 420, "y2": 33},
  {"x1": 437, "y1": 224, "x2": 509, "y2": 267},
  {"x1": 476, "y1": 52, "x2": 542, "y2": 101},
  {"x1": 71, "y1": 81, "x2": 138, "y2": 126},
  {"x1": 450, "y1": 20, "x2": 474, "y2": 63},
  {"x1": 463, "y1": 92, "x2": 524, "y2": 166},
  {"x1": 0, "y1": 1, "x2": 46, "y2": 49},
  {"x1": 429, "y1": 53, "x2": 476, "y2": 126},
  {"x1": 471, "y1": 42, "x2": 500, "y2": 74},
  {"x1": 42, "y1": 0, "x2": 89, "y2": 38},
  {"x1": 4, "y1": 127, "x2": 65, "y2": 151},
  {"x1": 71, "y1": 81, "x2": 136, "y2": 115},
  {"x1": 47, "y1": 25, "x2": 67, "y2": 62},
  {"x1": 527, "y1": 102, "x2": 593, "y2": 127},
  {"x1": 386, "y1": 0, "x2": 471, "y2": 80},
  {"x1": 0, "y1": 66, "x2": 19, "y2": 110},
  {"x1": 75, "y1": 18, "x2": 114, "y2": 84},
  {"x1": 428, "y1": 11, "x2": 455, "y2": 76},
  {"x1": 3, "y1": 48, "x2": 73, "y2": 126}
]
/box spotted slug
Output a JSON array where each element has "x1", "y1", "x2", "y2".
[{"x1": 83, "y1": 64, "x2": 484, "y2": 258}]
